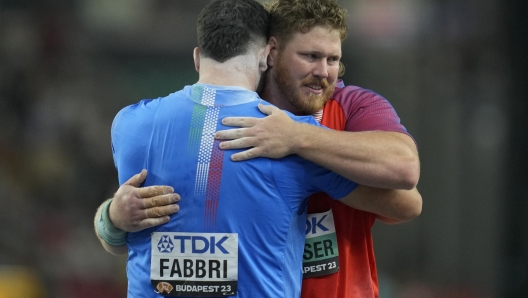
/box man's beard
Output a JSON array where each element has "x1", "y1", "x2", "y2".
[{"x1": 274, "y1": 55, "x2": 335, "y2": 115}]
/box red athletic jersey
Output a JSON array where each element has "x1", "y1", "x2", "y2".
[{"x1": 300, "y1": 82, "x2": 411, "y2": 298}]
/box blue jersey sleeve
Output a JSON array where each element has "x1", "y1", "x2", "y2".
[
  {"x1": 304, "y1": 163, "x2": 358, "y2": 199},
  {"x1": 111, "y1": 99, "x2": 157, "y2": 185},
  {"x1": 270, "y1": 113, "x2": 358, "y2": 210},
  {"x1": 270, "y1": 155, "x2": 357, "y2": 214}
]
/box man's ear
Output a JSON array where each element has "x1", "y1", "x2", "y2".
[
  {"x1": 259, "y1": 44, "x2": 272, "y2": 73},
  {"x1": 193, "y1": 47, "x2": 200, "y2": 72},
  {"x1": 267, "y1": 36, "x2": 279, "y2": 67}
]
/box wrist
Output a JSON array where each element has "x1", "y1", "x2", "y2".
[
  {"x1": 107, "y1": 198, "x2": 121, "y2": 230},
  {"x1": 290, "y1": 122, "x2": 313, "y2": 154},
  {"x1": 96, "y1": 199, "x2": 127, "y2": 246}
]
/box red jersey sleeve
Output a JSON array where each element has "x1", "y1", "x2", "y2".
[{"x1": 332, "y1": 85, "x2": 412, "y2": 138}]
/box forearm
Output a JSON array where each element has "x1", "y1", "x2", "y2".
[
  {"x1": 291, "y1": 123, "x2": 420, "y2": 189},
  {"x1": 100, "y1": 238, "x2": 128, "y2": 255},
  {"x1": 339, "y1": 186, "x2": 422, "y2": 223}
]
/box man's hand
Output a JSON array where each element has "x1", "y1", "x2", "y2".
[
  {"x1": 109, "y1": 169, "x2": 180, "y2": 232},
  {"x1": 215, "y1": 104, "x2": 300, "y2": 161}
]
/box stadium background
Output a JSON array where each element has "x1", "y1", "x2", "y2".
[{"x1": 0, "y1": 0, "x2": 526, "y2": 297}]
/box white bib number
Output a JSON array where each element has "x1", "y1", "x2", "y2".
[
  {"x1": 303, "y1": 210, "x2": 340, "y2": 278},
  {"x1": 150, "y1": 232, "x2": 238, "y2": 296}
]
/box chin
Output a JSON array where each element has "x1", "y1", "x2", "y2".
[{"x1": 295, "y1": 99, "x2": 327, "y2": 115}]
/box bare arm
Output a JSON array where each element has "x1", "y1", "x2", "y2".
[
  {"x1": 94, "y1": 170, "x2": 180, "y2": 254},
  {"x1": 292, "y1": 125, "x2": 419, "y2": 190},
  {"x1": 215, "y1": 104, "x2": 419, "y2": 189},
  {"x1": 339, "y1": 185, "x2": 422, "y2": 224}
]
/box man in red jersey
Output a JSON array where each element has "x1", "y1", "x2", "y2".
[
  {"x1": 96, "y1": 0, "x2": 422, "y2": 297},
  {"x1": 214, "y1": 2, "x2": 421, "y2": 297}
]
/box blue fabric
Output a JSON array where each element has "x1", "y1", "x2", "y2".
[{"x1": 111, "y1": 84, "x2": 358, "y2": 298}]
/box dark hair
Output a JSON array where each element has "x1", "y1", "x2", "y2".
[{"x1": 197, "y1": 0, "x2": 270, "y2": 63}]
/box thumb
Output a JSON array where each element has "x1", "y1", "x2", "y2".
[
  {"x1": 125, "y1": 169, "x2": 147, "y2": 186},
  {"x1": 257, "y1": 103, "x2": 279, "y2": 116}
]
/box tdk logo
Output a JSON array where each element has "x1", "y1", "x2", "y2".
[
  {"x1": 173, "y1": 236, "x2": 230, "y2": 254},
  {"x1": 306, "y1": 215, "x2": 329, "y2": 235},
  {"x1": 158, "y1": 235, "x2": 175, "y2": 253}
]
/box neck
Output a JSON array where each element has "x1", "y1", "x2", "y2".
[{"x1": 198, "y1": 55, "x2": 260, "y2": 91}]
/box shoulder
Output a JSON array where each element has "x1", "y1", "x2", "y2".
[
  {"x1": 116, "y1": 98, "x2": 158, "y2": 118},
  {"x1": 329, "y1": 83, "x2": 398, "y2": 118},
  {"x1": 113, "y1": 91, "x2": 186, "y2": 131},
  {"x1": 112, "y1": 99, "x2": 158, "y2": 132},
  {"x1": 326, "y1": 82, "x2": 410, "y2": 133},
  {"x1": 332, "y1": 83, "x2": 389, "y2": 107}
]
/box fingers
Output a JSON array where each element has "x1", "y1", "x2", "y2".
[
  {"x1": 137, "y1": 185, "x2": 174, "y2": 198},
  {"x1": 145, "y1": 204, "x2": 180, "y2": 218},
  {"x1": 230, "y1": 148, "x2": 260, "y2": 161},
  {"x1": 218, "y1": 136, "x2": 256, "y2": 150},
  {"x1": 215, "y1": 128, "x2": 250, "y2": 141},
  {"x1": 143, "y1": 193, "x2": 180, "y2": 209},
  {"x1": 124, "y1": 169, "x2": 148, "y2": 187},
  {"x1": 221, "y1": 116, "x2": 259, "y2": 128},
  {"x1": 257, "y1": 103, "x2": 279, "y2": 115},
  {"x1": 138, "y1": 216, "x2": 172, "y2": 230}
]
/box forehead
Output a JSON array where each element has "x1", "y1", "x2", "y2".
[{"x1": 282, "y1": 26, "x2": 342, "y2": 56}]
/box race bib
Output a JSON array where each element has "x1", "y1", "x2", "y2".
[
  {"x1": 303, "y1": 210, "x2": 340, "y2": 278},
  {"x1": 150, "y1": 232, "x2": 238, "y2": 296}
]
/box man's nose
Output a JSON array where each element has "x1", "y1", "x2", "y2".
[{"x1": 312, "y1": 59, "x2": 329, "y2": 79}]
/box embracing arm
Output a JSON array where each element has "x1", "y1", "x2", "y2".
[
  {"x1": 216, "y1": 104, "x2": 419, "y2": 189},
  {"x1": 289, "y1": 124, "x2": 419, "y2": 189}
]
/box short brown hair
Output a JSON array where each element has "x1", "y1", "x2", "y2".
[
  {"x1": 265, "y1": 0, "x2": 348, "y2": 76},
  {"x1": 265, "y1": 0, "x2": 348, "y2": 44}
]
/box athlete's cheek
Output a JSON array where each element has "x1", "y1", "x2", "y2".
[{"x1": 327, "y1": 68, "x2": 339, "y2": 84}]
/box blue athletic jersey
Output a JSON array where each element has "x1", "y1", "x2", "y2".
[{"x1": 111, "y1": 84, "x2": 358, "y2": 298}]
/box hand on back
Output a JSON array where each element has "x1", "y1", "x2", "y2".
[
  {"x1": 215, "y1": 104, "x2": 300, "y2": 161},
  {"x1": 109, "y1": 170, "x2": 180, "y2": 232}
]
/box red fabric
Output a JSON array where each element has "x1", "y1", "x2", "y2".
[{"x1": 301, "y1": 84, "x2": 410, "y2": 298}]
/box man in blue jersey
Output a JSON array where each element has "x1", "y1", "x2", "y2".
[{"x1": 94, "y1": 0, "x2": 385, "y2": 297}]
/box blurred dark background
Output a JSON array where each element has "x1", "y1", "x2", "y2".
[{"x1": 0, "y1": 0, "x2": 526, "y2": 297}]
